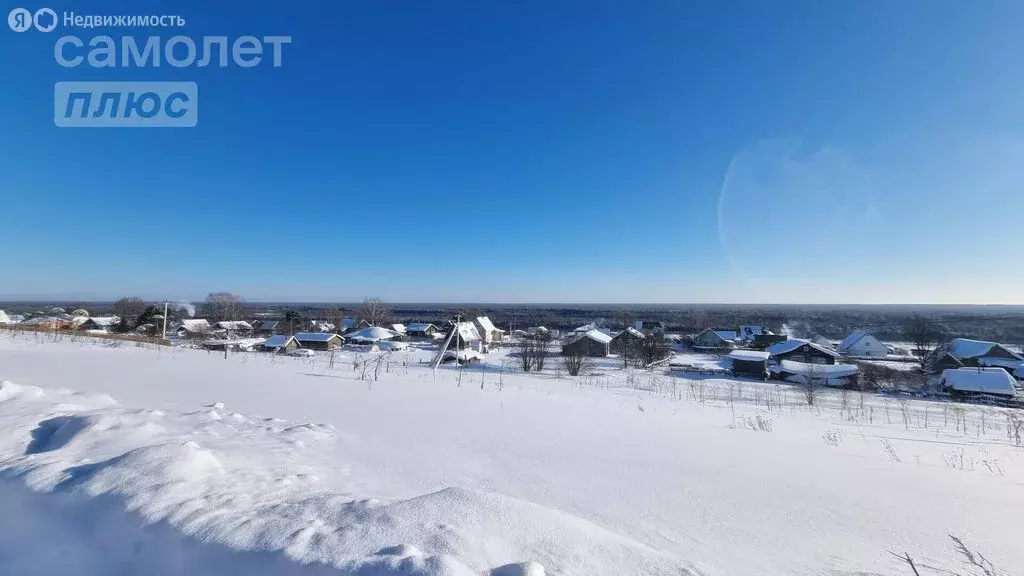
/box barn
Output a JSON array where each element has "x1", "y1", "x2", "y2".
[
  {"x1": 293, "y1": 332, "x2": 344, "y2": 351},
  {"x1": 610, "y1": 327, "x2": 645, "y2": 353},
  {"x1": 561, "y1": 329, "x2": 612, "y2": 358}
]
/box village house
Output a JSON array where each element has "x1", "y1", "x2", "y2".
[
  {"x1": 178, "y1": 318, "x2": 213, "y2": 339},
  {"x1": 766, "y1": 339, "x2": 839, "y2": 364},
  {"x1": 561, "y1": 329, "x2": 612, "y2": 358},
  {"x1": 253, "y1": 320, "x2": 281, "y2": 335},
  {"x1": 837, "y1": 330, "x2": 887, "y2": 358},
  {"x1": 634, "y1": 320, "x2": 666, "y2": 334},
  {"x1": 692, "y1": 328, "x2": 736, "y2": 351},
  {"x1": 214, "y1": 321, "x2": 254, "y2": 338},
  {"x1": 738, "y1": 325, "x2": 769, "y2": 341},
  {"x1": 260, "y1": 334, "x2": 299, "y2": 353},
  {"x1": 76, "y1": 316, "x2": 120, "y2": 332},
  {"x1": 447, "y1": 322, "x2": 484, "y2": 351},
  {"x1": 293, "y1": 332, "x2": 344, "y2": 351},
  {"x1": 474, "y1": 316, "x2": 505, "y2": 344},
  {"x1": 406, "y1": 323, "x2": 438, "y2": 338}
]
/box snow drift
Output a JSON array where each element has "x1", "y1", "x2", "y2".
[{"x1": 0, "y1": 380, "x2": 695, "y2": 576}]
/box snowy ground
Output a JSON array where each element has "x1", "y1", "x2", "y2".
[{"x1": 1, "y1": 333, "x2": 1022, "y2": 576}]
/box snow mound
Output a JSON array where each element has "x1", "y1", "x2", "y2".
[{"x1": 0, "y1": 383, "x2": 695, "y2": 576}]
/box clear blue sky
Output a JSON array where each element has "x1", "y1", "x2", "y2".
[{"x1": 2, "y1": 0, "x2": 1023, "y2": 303}]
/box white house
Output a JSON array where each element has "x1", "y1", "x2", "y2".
[
  {"x1": 474, "y1": 316, "x2": 505, "y2": 344},
  {"x1": 837, "y1": 330, "x2": 887, "y2": 358}
]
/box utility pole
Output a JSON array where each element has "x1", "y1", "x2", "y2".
[{"x1": 161, "y1": 301, "x2": 169, "y2": 340}]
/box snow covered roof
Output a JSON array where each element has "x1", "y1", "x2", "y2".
[
  {"x1": 215, "y1": 321, "x2": 253, "y2": 331},
  {"x1": 346, "y1": 326, "x2": 399, "y2": 342},
  {"x1": 715, "y1": 330, "x2": 738, "y2": 341},
  {"x1": 766, "y1": 338, "x2": 839, "y2": 358},
  {"x1": 778, "y1": 360, "x2": 858, "y2": 377},
  {"x1": 738, "y1": 326, "x2": 765, "y2": 339},
  {"x1": 614, "y1": 327, "x2": 646, "y2": 339},
  {"x1": 390, "y1": 323, "x2": 407, "y2": 334},
  {"x1": 476, "y1": 316, "x2": 502, "y2": 333},
  {"x1": 942, "y1": 368, "x2": 1017, "y2": 396},
  {"x1": 262, "y1": 335, "x2": 297, "y2": 348},
  {"x1": 293, "y1": 332, "x2": 343, "y2": 342},
  {"x1": 947, "y1": 338, "x2": 1023, "y2": 361},
  {"x1": 256, "y1": 320, "x2": 280, "y2": 330},
  {"x1": 811, "y1": 335, "x2": 836, "y2": 350},
  {"x1": 201, "y1": 338, "x2": 266, "y2": 348},
  {"x1": 180, "y1": 319, "x2": 212, "y2": 332},
  {"x1": 452, "y1": 322, "x2": 482, "y2": 342},
  {"x1": 87, "y1": 316, "x2": 120, "y2": 327},
  {"x1": 728, "y1": 350, "x2": 771, "y2": 361},
  {"x1": 571, "y1": 329, "x2": 613, "y2": 345},
  {"x1": 406, "y1": 322, "x2": 436, "y2": 332},
  {"x1": 571, "y1": 323, "x2": 598, "y2": 333}
]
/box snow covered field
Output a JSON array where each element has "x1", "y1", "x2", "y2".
[{"x1": 1, "y1": 333, "x2": 1022, "y2": 575}]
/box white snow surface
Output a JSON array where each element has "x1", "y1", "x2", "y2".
[
  {"x1": 1, "y1": 335, "x2": 1023, "y2": 575},
  {"x1": 726, "y1": 350, "x2": 770, "y2": 361}
]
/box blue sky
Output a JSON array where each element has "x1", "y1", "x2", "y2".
[{"x1": 1, "y1": 0, "x2": 1023, "y2": 303}]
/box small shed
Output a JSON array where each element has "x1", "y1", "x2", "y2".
[
  {"x1": 293, "y1": 332, "x2": 344, "y2": 351},
  {"x1": 561, "y1": 329, "x2": 612, "y2": 358},
  {"x1": 941, "y1": 368, "x2": 1017, "y2": 398},
  {"x1": 261, "y1": 334, "x2": 299, "y2": 353},
  {"x1": 728, "y1": 350, "x2": 770, "y2": 380}
]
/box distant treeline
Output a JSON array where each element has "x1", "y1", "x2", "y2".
[{"x1": 6, "y1": 301, "x2": 1023, "y2": 345}]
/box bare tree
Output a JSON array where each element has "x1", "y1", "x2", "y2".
[
  {"x1": 203, "y1": 292, "x2": 243, "y2": 322},
  {"x1": 635, "y1": 334, "x2": 672, "y2": 368},
  {"x1": 804, "y1": 363, "x2": 822, "y2": 406},
  {"x1": 112, "y1": 296, "x2": 146, "y2": 333},
  {"x1": 562, "y1": 348, "x2": 590, "y2": 376},
  {"x1": 904, "y1": 314, "x2": 941, "y2": 368},
  {"x1": 517, "y1": 336, "x2": 536, "y2": 372},
  {"x1": 533, "y1": 333, "x2": 551, "y2": 372},
  {"x1": 357, "y1": 298, "x2": 391, "y2": 327}
]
